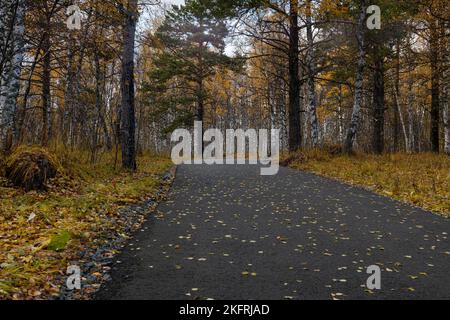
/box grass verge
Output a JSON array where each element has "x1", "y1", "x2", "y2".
[
  {"x1": 283, "y1": 150, "x2": 449, "y2": 216},
  {"x1": 0, "y1": 148, "x2": 172, "y2": 299}
]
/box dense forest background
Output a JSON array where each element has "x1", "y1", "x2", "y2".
[{"x1": 0, "y1": 0, "x2": 449, "y2": 170}]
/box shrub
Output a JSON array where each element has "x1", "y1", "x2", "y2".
[{"x1": 5, "y1": 146, "x2": 61, "y2": 191}]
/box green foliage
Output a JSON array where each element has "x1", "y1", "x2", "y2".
[
  {"x1": 143, "y1": 0, "x2": 238, "y2": 132},
  {"x1": 47, "y1": 230, "x2": 71, "y2": 252}
]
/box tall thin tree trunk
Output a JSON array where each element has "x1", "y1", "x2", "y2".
[
  {"x1": 443, "y1": 64, "x2": 449, "y2": 155},
  {"x1": 41, "y1": 34, "x2": 51, "y2": 147},
  {"x1": 372, "y1": 52, "x2": 384, "y2": 154},
  {"x1": 92, "y1": 50, "x2": 103, "y2": 161},
  {"x1": 0, "y1": 61, "x2": 9, "y2": 139},
  {"x1": 441, "y1": 19, "x2": 449, "y2": 155},
  {"x1": 63, "y1": 34, "x2": 76, "y2": 145},
  {"x1": 344, "y1": 0, "x2": 366, "y2": 154},
  {"x1": 16, "y1": 47, "x2": 41, "y2": 144},
  {"x1": 194, "y1": 18, "x2": 206, "y2": 154},
  {"x1": 407, "y1": 76, "x2": 415, "y2": 153},
  {"x1": 0, "y1": 0, "x2": 14, "y2": 78},
  {"x1": 393, "y1": 41, "x2": 408, "y2": 153},
  {"x1": 393, "y1": 40, "x2": 400, "y2": 152},
  {"x1": 306, "y1": 0, "x2": 319, "y2": 147},
  {"x1": 288, "y1": 0, "x2": 302, "y2": 152},
  {"x1": 338, "y1": 85, "x2": 344, "y2": 143},
  {"x1": 418, "y1": 106, "x2": 425, "y2": 152},
  {"x1": 67, "y1": 9, "x2": 93, "y2": 148},
  {"x1": 394, "y1": 90, "x2": 408, "y2": 152},
  {"x1": 120, "y1": 0, "x2": 138, "y2": 170},
  {"x1": 430, "y1": 19, "x2": 440, "y2": 153},
  {"x1": 1, "y1": 0, "x2": 25, "y2": 151},
  {"x1": 196, "y1": 80, "x2": 204, "y2": 122}
]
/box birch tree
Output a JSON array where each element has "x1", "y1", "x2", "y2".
[
  {"x1": 441, "y1": 15, "x2": 449, "y2": 155},
  {"x1": 372, "y1": 47, "x2": 384, "y2": 154},
  {"x1": 344, "y1": 0, "x2": 366, "y2": 154},
  {"x1": 305, "y1": 0, "x2": 319, "y2": 147},
  {"x1": 0, "y1": 0, "x2": 13, "y2": 143},
  {"x1": 0, "y1": 0, "x2": 26, "y2": 151}
]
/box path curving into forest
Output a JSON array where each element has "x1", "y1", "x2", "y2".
[{"x1": 96, "y1": 165, "x2": 450, "y2": 300}]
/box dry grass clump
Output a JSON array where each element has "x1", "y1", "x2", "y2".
[{"x1": 4, "y1": 146, "x2": 61, "y2": 191}]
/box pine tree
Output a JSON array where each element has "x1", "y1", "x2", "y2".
[
  {"x1": 344, "y1": 0, "x2": 367, "y2": 154},
  {"x1": 146, "y1": 0, "x2": 234, "y2": 131}
]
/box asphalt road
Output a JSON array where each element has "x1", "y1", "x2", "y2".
[{"x1": 96, "y1": 165, "x2": 450, "y2": 300}]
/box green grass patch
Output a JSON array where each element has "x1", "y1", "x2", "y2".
[{"x1": 47, "y1": 230, "x2": 71, "y2": 252}]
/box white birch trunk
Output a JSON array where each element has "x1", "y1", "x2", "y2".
[
  {"x1": 0, "y1": 0, "x2": 11, "y2": 131},
  {"x1": 306, "y1": 0, "x2": 319, "y2": 147},
  {"x1": 418, "y1": 107, "x2": 425, "y2": 152},
  {"x1": 1, "y1": 0, "x2": 25, "y2": 149},
  {"x1": 407, "y1": 78, "x2": 415, "y2": 153},
  {"x1": 344, "y1": 0, "x2": 366, "y2": 153},
  {"x1": 0, "y1": 0, "x2": 12, "y2": 74},
  {"x1": 394, "y1": 90, "x2": 409, "y2": 153}
]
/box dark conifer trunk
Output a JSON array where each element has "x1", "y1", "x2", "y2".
[
  {"x1": 288, "y1": 0, "x2": 302, "y2": 152},
  {"x1": 120, "y1": 0, "x2": 138, "y2": 170},
  {"x1": 372, "y1": 53, "x2": 385, "y2": 154},
  {"x1": 430, "y1": 20, "x2": 440, "y2": 153}
]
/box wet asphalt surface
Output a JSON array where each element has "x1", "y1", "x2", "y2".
[{"x1": 96, "y1": 165, "x2": 450, "y2": 300}]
